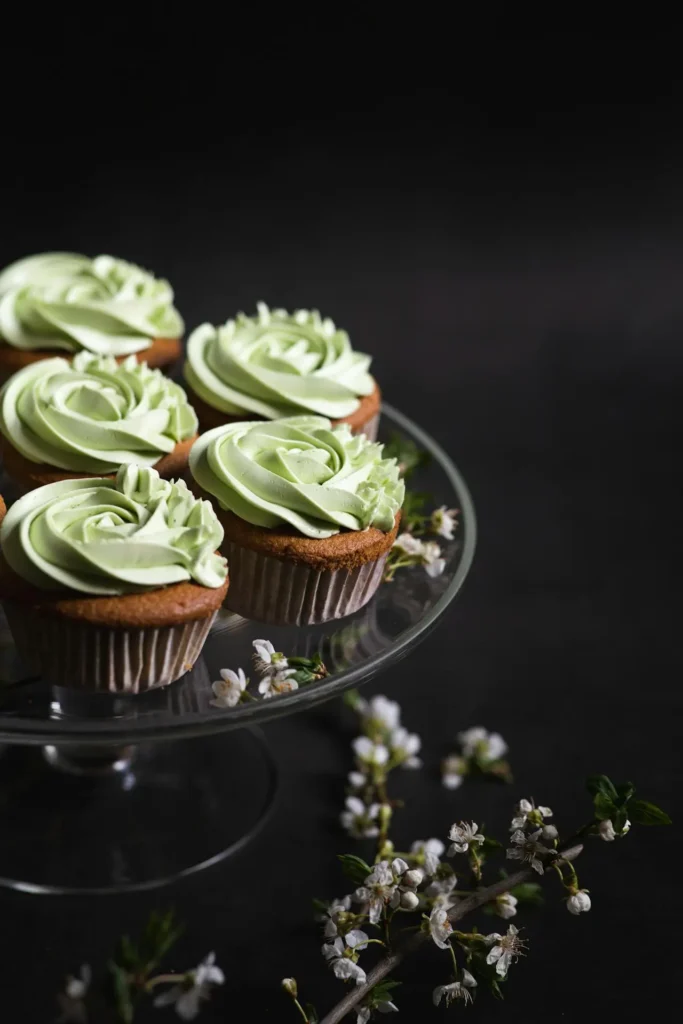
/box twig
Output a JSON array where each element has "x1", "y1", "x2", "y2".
[{"x1": 319, "y1": 843, "x2": 584, "y2": 1024}]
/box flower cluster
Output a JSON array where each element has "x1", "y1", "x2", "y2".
[
  {"x1": 211, "y1": 640, "x2": 328, "y2": 708},
  {"x1": 383, "y1": 497, "x2": 458, "y2": 582},
  {"x1": 441, "y1": 725, "x2": 512, "y2": 789},
  {"x1": 341, "y1": 694, "x2": 422, "y2": 842}
]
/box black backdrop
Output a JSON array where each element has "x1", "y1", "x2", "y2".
[{"x1": 0, "y1": 45, "x2": 681, "y2": 1020}]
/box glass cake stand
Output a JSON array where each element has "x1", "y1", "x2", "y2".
[{"x1": 0, "y1": 404, "x2": 476, "y2": 894}]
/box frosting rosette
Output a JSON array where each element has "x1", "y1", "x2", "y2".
[
  {"x1": 0, "y1": 465, "x2": 227, "y2": 594},
  {"x1": 0, "y1": 353, "x2": 198, "y2": 473},
  {"x1": 0, "y1": 252, "x2": 183, "y2": 356},
  {"x1": 189, "y1": 415, "x2": 404, "y2": 540},
  {"x1": 184, "y1": 303, "x2": 374, "y2": 419}
]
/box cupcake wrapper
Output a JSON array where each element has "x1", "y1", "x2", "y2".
[
  {"x1": 2, "y1": 603, "x2": 216, "y2": 693},
  {"x1": 349, "y1": 412, "x2": 380, "y2": 441},
  {"x1": 223, "y1": 542, "x2": 388, "y2": 625}
]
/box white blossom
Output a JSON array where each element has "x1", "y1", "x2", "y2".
[
  {"x1": 458, "y1": 726, "x2": 508, "y2": 763},
  {"x1": 340, "y1": 796, "x2": 381, "y2": 839},
  {"x1": 411, "y1": 838, "x2": 445, "y2": 876},
  {"x1": 252, "y1": 638, "x2": 289, "y2": 676},
  {"x1": 431, "y1": 506, "x2": 459, "y2": 540},
  {"x1": 542, "y1": 824, "x2": 559, "y2": 840},
  {"x1": 348, "y1": 770, "x2": 367, "y2": 790},
  {"x1": 425, "y1": 868, "x2": 457, "y2": 899},
  {"x1": 210, "y1": 668, "x2": 248, "y2": 708},
  {"x1": 485, "y1": 925, "x2": 527, "y2": 977},
  {"x1": 441, "y1": 755, "x2": 465, "y2": 790},
  {"x1": 567, "y1": 889, "x2": 592, "y2": 915},
  {"x1": 355, "y1": 861, "x2": 397, "y2": 925},
  {"x1": 356, "y1": 695, "x2": 402, "y2": 732},
  {"x1": 65, "y1": 965, "x2": 91, "y2": 1001},
  {"x1": 357, "y1": 1000, "x2": 399, "y2": 1022},
  {"x1": 598, "y1": 818, "x2": 631, "y2": 841},
  {"x1": 510, "y1": 798, "x2": 554, "y2": 831},
  {"x1": 318, "y1": 896, "x2": 352, "y2": 939},
  {"x1": 153, "y1": 952, "x2": 225, "y2": 1020},
  {"x1": 494, "y1": 893, "x2": 518, "y2": 920},
  {"x1": 258, "y1": 671, "x2": 298, "y2": 699},
  {"x1": 353, "y1": 736, "x2": 390, "y2": 767},
  {"x1": 393, "y1": 532, "x2": 424, "y2": 556},
  {"x1": 506, "y1": 828, "x2": 548, "y2": 874},
  {"x1": 390, "y1": 726, "x2": 422, "y2": 768},
  {"x1": 421, "y1": 540, "x2": 446, "y2": 577},
  {"x1": 433, "y1": 969, "x2": 477, "y2": 1007},
  {"x1": 429, "y1": 898, "x2": 455, "y2": 949},
  {"x1": 448, "y1": 821, "x2": 485, "y2": 855},
  {"x1": 322, "y1": 934, "x2": 367, "y2": 986}
]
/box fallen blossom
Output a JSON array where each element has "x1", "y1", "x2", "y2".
[
  {"x1": 430, "y1": 506, "x2": 459, "y2": 540},
  {"x1": 210, "y1": 668, "x2": 248, "y2": 708},
  {"x1": 420, "y1": 540, "x2": 446, "y2": 577},
  {"x1": 252, "y1": 638, "x2": 289, "y2": 676},
  {"x1": 258, "y1": 671, "x2": 299, "y2": 699}
]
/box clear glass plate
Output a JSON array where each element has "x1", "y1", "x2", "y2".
[{"x1": 0, "y1": 402, "x2": 476, "y2": 746}]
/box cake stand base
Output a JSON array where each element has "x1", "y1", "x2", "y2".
[{"x1": 0, "y1": 728, "x2": 277, "y2": 895}]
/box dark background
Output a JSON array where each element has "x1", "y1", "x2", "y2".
[{"x1": 1, "y1": 44, "x2": 681, "y2": 1020}]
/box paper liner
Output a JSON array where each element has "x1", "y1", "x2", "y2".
[
  {"x1": 351, "y1": 412, "x2": 380, "y2": 441},
  {"x1": 223, "y1": 542, "x2": 388, "y2": 625},
  {"x1": 2, "y1": 604, "x2": 216, "y2": 693}
]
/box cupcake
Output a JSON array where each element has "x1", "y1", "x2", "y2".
[
  {"x1": 189, "y1": 415, "x2": 403, "y2": 625},
  {"x1": 184, "y1": 303, "x2": 381, "y2": 439},
  {"x1": 0, "y1": 252, "x2": 183, "y2": 382},
  {"x1": 0, "y1": 465, "x2": 228, "y2": 692},
  {"x1": 0, "y1": 353, "x2": 198, "y2": 494}
]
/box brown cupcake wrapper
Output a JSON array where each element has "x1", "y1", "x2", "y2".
[
  {"x1": 2, "y1": 603, "x2": 216, "y2": 693},
  {"x1": 223, "y1": 541, "x2": 388, "y2": 625},
  {"x1": 355, "y1": 412, "x2": 379, "y2": 441}
]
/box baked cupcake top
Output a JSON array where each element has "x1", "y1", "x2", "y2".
[
  {"x1": 190, "y1": 415, "x2": 404, "y2": 540},
  {"x1": 0, "y1": 353, "x2": 198, "y2": 473},
  {"x1": 0, "y1": 252, "x2": 183, "y2": 356},
  {"x1": 0, "y1": 465, "x2": 227, "y2": 595},
  {"x1": 184, "y1": 303, "x2": 373, "y2": 419}
]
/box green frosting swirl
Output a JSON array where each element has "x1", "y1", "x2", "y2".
[
  {"x1": 189, "y1": 416, "x2": 403, "y2": 540},
  {"x1": 0, "y1": 252, "x2": 183, "y2": 356},
  {"x1": 0, "y1": 465, "x2": 227, "y2": 595},
  {"x1": 0, "y1": 353, "x2": 198, "y2": 473},
  {"x1": 184, "y1": 303, "x2": 374, "y2": 419}
]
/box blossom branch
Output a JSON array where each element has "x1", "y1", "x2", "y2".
[{"x1": 319, "y1": 844, "x2": 584, "y2": 1024}]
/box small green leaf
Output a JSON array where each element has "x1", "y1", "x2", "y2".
[
  {"x1": 372, "y1": 980, "x2": 402, "y2": 1001},
  {"x1": 509, "y1": 882, "x2": 544, "y2": 907},
  {"x1": 312, "y1": 898, "x2": 329, "y2": 914},
  {"x1": 108, "y1": 960, "x2": 134, "y2": 1024},
  {"x1": 628, "y1": 799, "x2": 672, "y2": 826},
  {"x1": 615, "y1": 781, "x2": 635, "y2": 806},
  {"x1": 338, "y1": 853, "x2": 372, "y2": 885},
  {"x1": 481, "y1": 837, "x2": 504, "y2": 853},
  {"x1": 490, "y1": 978, "x2": 505, "y2": 1001},
  {"x1": 343, "y1": 689, "x2": 363, "y2": 710},
  {"x1": 304, "y1": 1003, "x2": 319, "y2": 1023},
  {"x1": 593, "y1": 792, "x2": 617, "y2": 820},
  {"x1": 383, "y1": 434, "x2": 431, "y2": 479},
  {"x1": 586, "y1": 775, "x2": 618, "y2": 801}
]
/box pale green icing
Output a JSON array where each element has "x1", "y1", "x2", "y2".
[
  {"x1": 189, "y1": 415, "x2": 403, "y2": 540},
  {"x1": 0, "y1": 353, "x2": 198, "y2": 473},
  {"x1": 184, "y1": 303, "x2": 374, "y2": 419},
  {"x1": 0, "y1": 465, "x2": 227, "y2": 595},
  {"x1": 0, "y1": 252, "x2": 183, "y2": 356}
]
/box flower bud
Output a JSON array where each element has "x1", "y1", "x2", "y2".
[
  {"x1": 598, "y1": 819, "x2": 616, "y2": 841},
  {"x1": 566, "y1": 889, "x2": 591, "y2": 915},
  {"x1": 391, "y1": 857, "x2": 410, "y2": 877},
  {"x1": 281, "y1": 978, "x2": 298, "y2": 997},
  {"x1": 542, "y1": 824, "x2": 558, "y2": 840},
  {"x1": 403, "y1": 868, "x2": 424, "y2": 889},
  {"x1": 400, "y1": 890, "x2": 420, "y2": 911}
]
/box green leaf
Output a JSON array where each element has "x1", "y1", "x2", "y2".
[
  {"x1": 338, "y1": 853, "x2": 372, "y2": 886},
  {"x1": 586, "y1": 775, "x2": 618, "y2": 801},
  {"x1": 108, "y1": 960, "x2": 134, "y2": 1024},
  {"x1": 509, "y1": 882, "x2": 544, "y2": 907},
  {"x1": 312, "y1": 898, "x2": 329, "y2": 914},
  {"x1": 490, "y1": 978, "x2": 505, "y2": 1001},
  {"x1": 481, "y1": 837, "x2": 504, "y2": 853},
  {"x1": 593, "y1": 792, "x2": 617, "y2": 820},
  {"x1": 117, "y1": 934, "x2": 138, "y2": 971},
  {"x1": 628, "y1": 799, "x2": 672, "y2": 826},
  {"x1": 343, "y1": 689, "x2": 363, "y2": 710},
  {"x1": 615, "y1": 781, "x2": 635, "y2": 806},
  {"x1": 304, "y1": 1003, "x2": 319, "y2": 1023},
  {"x1": 372, "y1": 980, "x2": 402, "y2": 1001}
]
